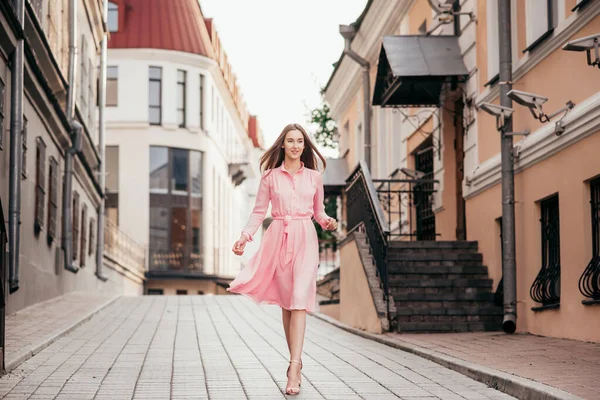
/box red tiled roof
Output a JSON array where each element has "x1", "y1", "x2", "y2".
[{"x1": 108, "y1": 0, "x2": 212, "y2": 57}]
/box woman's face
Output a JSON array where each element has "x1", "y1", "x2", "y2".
[{"x1": 282, "y1": 129, "x2": 305, "y2": 160}]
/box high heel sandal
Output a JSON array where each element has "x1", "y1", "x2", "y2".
[{"x1": 285, "y1": 360, "x2": 302, "y2": 395}]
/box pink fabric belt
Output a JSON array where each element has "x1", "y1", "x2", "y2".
[{"x1": 273, "y1": 215, "x2": 312, "y2": 267}]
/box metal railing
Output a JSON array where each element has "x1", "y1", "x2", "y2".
[
  {"x1": 579, "y1": 178, "x2": 600, "y2": 303},
  {"x1": 373, "y1": 177, "x2": 438, "y2": 240},
  {"x1": 346, "y1": 161, "x2": 390, "y2": 297},
  {"x1": 530, "y1": 196, "x2": 561, "y2": 308},
  {"x1": 104, "y1": 219, "x2": 146, "y2": 275},
  {"x1": 149, "y1": 244, "x2": 204, "y2": 273}
]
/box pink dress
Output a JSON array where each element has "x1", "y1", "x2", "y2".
[{"x1": 228, "y1": 161, "x2": 331, "y2": 312}]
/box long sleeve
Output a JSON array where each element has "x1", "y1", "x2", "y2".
[
  {"x1": 241, "y1": 172, "x2": 271, "y2": 241},
  {"x1": 313, "y1": 172, "x2": 330, "y2": 229}
]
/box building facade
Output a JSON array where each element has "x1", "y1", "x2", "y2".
[
  {"x1": 105, "y1": 0, "x2": 264, "y2": 295},
  {"x1": 0, "y1": 0, "x2": 148, "y2": 368},
  {"x1": 324, "y1": 0, "x2": 600, "y2": 341}
]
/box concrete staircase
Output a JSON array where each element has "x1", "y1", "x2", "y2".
[{"x1": 389, "y1": 241, "x2": 503, "y2": 333}]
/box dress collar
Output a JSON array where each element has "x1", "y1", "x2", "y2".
[{"x1": 280, "y1": 161, "x2": 305, "y2": 174}]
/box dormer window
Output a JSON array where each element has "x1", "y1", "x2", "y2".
[{"x1": 108, "y1": 2, "x2": 118, "y2": 33}]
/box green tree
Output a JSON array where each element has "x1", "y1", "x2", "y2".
[
  {"x1": 309, "y1": 91, "x2": 338, "y2": 247},
  {"x1": 309, "y1": 91, "x2": 337, "y2": 150}
]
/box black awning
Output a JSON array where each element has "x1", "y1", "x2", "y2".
[
  {"x1": 322, "y1": 158, "x2": 349, "y2": 196},
  {"x1": 373, "y1": 35, "x2": 469, "y2": 107}
]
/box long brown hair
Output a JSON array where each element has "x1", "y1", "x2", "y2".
[{"x1": 259, "y1": 123, "x2": 327, "y2": 173}]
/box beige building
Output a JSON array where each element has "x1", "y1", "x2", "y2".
[{"x1": 323, "y1": 0, "x2": 600, "y2": 342}]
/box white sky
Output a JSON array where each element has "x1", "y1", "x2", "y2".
[{"x1": 199, "y1": 0, "x2": 369, "y2": 156}]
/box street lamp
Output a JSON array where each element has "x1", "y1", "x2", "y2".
[
  {"x1": 507, "y1": 90, "x2": 575, "y2": 135},
  {"x1": 563, "y1": 33, "x2": 600, "y2": 69}
]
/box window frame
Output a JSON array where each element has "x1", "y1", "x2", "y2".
[
  {"x1": 149, "y1": 66, "x2": 163, "y2": 125},
  {"x1": 73, "y1": 191, "x2": 80, "y2": 262},
  {"x1": 80, "y1": 204, "x2": 87, "y2": 267},
  {"x1": 106, "y1": 66, "x2": 118, "y2": 107},
  {"x1": 107, "y1": 1, "x2": 119, "y2": 32},
  {"x1": 22, "y1": 116, "x2": 28, "y2": 179},
  {"x1": 34, "y1": 137, "x2": 47, "y2": 233},
  {"x1": 523, "y1": 0, "x2": 557, "y2": 53},
  {"x1": 47, "y1": 156, "x2": 59, "y2": 243},
  {"x1": 177, "y1": 70, "x2": 187, "y2": 128}
]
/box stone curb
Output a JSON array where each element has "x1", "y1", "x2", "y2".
[
  {"x1": 5, "y1": 295, "x2": 120, "y2": 373},
  {"x1": 311, "y1": 312, "x2": 583, "y2": 400}
]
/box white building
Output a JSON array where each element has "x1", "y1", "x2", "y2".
[{"x1": 105, "y1": 0, "x2": 263, "y2": 295}]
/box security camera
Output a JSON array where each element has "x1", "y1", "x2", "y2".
[
  {"x1": 507, "y1": 89, "x2": 575, "y2": 127},
  {"x1": 401, "y1": 167, "x2": 426, "y2": 180},
  {"x1": 563, "y1": 32, "x2": 600, "y2": 68},
  {"x1": 478, "y1": 103, "x2": 514, "y2": 118},
  {"x1": 507, "y1": 90, "x2": 548, "y2": 109},
  {"x1": 479, "y1": 102, "x2": 515, "y2": 130}
]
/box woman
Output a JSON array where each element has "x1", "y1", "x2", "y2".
[{"x1": 229, "y1": 123, "x2": 338, "y2": 396}]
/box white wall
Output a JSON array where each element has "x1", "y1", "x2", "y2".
[{"x1": 106, "y1": 48, "x2": 257, "y2": 279}]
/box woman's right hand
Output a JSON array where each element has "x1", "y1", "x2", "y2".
[{"x1": 232, "y1": 235, "x2": 248, "y2": 256}]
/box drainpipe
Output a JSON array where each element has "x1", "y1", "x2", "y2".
[
  {"x1": 8, "y1": 0, "x2": 25, "y2": 293},
  {"x1": 339, "y1": 24, "x2": 372, "y2": 171},
  {"x1": 62, "y1": 0, "x2": 81, "y2": 274},
  {"x1": 96, "y1": 0, "x2": 108, "y2": 281},
  {"x1": 498, "y1": 0, "x2": 517, "y2": 334}
]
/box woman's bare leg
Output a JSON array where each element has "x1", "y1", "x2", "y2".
[
  {"x1": 282, "y1": 308, "x2": 292, "y2": 354},
  {"x1": 286, "y1": 309, "x2": 306, "y2": 394}
]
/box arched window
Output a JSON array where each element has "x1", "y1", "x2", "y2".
[{"x1": 108, "y1": 2, "x2": 118, "y2": 32}]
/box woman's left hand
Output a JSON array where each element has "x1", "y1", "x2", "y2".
[{"x1": 325, "y1": 217, "x2": 338, "y2": 231}]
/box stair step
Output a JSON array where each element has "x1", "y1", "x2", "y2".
[
  {"x1": 393, "y1": 292, "x2": 496, "y2": 302},
  {"x1": 396, "y1": 321, "x2": 502, "y2": 333},
  {"x1": 395, "y1": 307, "x2": 503, "y2": 316},
  {"x1": 388, "y1": 252, "x2": 483, "y2": 262},
  {"x1": 390, "y1": 278, "x2": 493, "y2": 288},
  {"x1": 388, "y1": 241, "x2": 478, "y2": 250},
  {"x1": 388, "y1": 265, "x2": 489, "y2": 275},
  {"x1": 388, "y1": 273, "x2": 489, "y2": 280},
  {"x1": 388, "y1": 260, "x2": 485, "y2": 268},
  {"x1": 395, "y1": 300, "x2": 501, "y2": 309}
]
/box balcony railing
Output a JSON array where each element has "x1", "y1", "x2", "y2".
[
  {"x1": 149, "y1": 244, "x2": 204, "y2": 274},
  {"x1": 104, "y1": 219, "x2": 146, "y2": 275}
]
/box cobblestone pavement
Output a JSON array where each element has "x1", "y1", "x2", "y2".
[
  {"x1": 5, "y1": 293, "x2": 117, "y2": 364},
  {"x1": 0, "y1": 296, "x2": 515, "y2": 400},
  {"x1": 387, "y1": 331, "x2": 600, "y2": 399}
]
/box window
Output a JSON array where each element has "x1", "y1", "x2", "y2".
[
  {"x1": 177, "y1": 70, "x2": 186, "y2": 128},
  {"x1": 199, "y1": 74, "x2": 205, "y2": 130},
  {"x1": 573, "y1": 0, "x2": 592, "y2": 11},
  {"x1": 34, "y1": 137, "x2": 47, "y2": 233},
  {"x1": 176, "y1": 290, "x2": 187, "y2": 295},
  {"x1": 197, "y1": 291, "x2": 204, "y2": 295},
  {"x1": 486, "y1": 0, "x2": 500, "y2": 82},
  {"x1": 80, "y1": 204, "x2": 87, "y2": 267},
  {"x1": 88, "y1": 218, "x2": 95, "y2": 256},
  {"x1": 107, "y1": 1, "x2": 118, "y2": 32},
  {"x1": 0, "y1": 77, "x2": 5, "y2": 149},
  {"x1": 172, "y1": 148, "x2": 189, "y2": 193},
  {"x1": 147, "y1": 288, "x2": 163, "y2": 295},
  {"x1": 106, "y1": 146, "x2": 119, "y2": 225},
  {"x1": 22, "y1": 116, "x2": 28, "y2": 179},
  {"x1": 47, "y1": 157, "x2": 59, "y2": 242},
  {"x1": 80, "y1": 36, "x2": 88, "y2": 118},
  {"x1": 73, "y1": 191, "x2": 80, "y2": 261},
  {"x1": 524, "y1": 0, "x2": 557, "y2": 53},
  {"x1": 149, "y1": 67, "x2": 162, "y2": 125},
  {"x1": 530, "y1": 195, "x2": 560, "y2": 308},
  {"x1": 106, "y1": 66, "x2": 118, "y2": 106},
  {"x1": 149, "y1": 146, "x2": 168, "y2": 193},
  {"x1": 88, "y1": 60, "x2": 94, "y2": 124},
  {"x1": 149, "y1": 147, "x2": 204, "y2": 272},
  {"x1": 580, "y1": 178, "x2": 600, "y2": 302}
]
